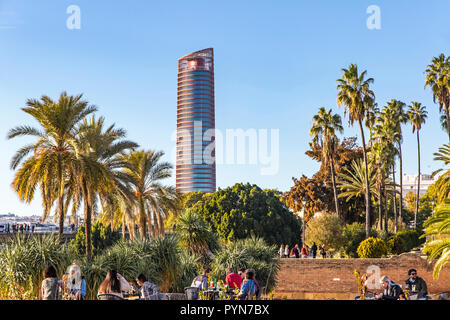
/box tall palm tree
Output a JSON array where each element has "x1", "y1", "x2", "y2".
[
  {"x1": 386, "y1": 99, "x2": 408, "y2": 229},
  {"x1": 407, "y1": 102, "x2": 428, "y2": 229},
  {"x1": 120, "y1": 150, "x2": 180, "y2": 238},
  {"x1": 424, "y1": 54, "x2": 450, "y2": 141},
  {"x1": 337, "y1": 64, "x2": 375, "y2": 237},
  {"x1": 8, "y1": 92, "x2": 97, "y2": 240},
  {"x1": 364, "y1": 102, "x2": 379, "y2": 146},
  {"x1": 310, "y1": 107, "x2": 344, "y2": 218},
  {"x1": 67, "y1": 116, "x2": 138, "y2": 260},
  {"x1": 431, "y1": 143, "x2": 450, "y2": 204}
]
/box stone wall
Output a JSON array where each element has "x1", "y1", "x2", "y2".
[{"x1": 274, "y1": 253, "x2": 450, "y2": 300}]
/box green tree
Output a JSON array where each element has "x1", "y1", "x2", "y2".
[
  {"x1": 407, "y1": 102, "x2": 428, "y2": 229},
  {"x1": 424, "y1": 54, "x2": 450, "y2": 141},
  {"x1": 304, "y1": 213, "x2": 344, "y2": 255},
  {"x1": 8, "y1": 92, "x2": 97, "y2": 241},
  {"x1": 120, "y1": 150, "x2": 180, "y2": 238},
  {"x1": 337, "y1": 64, "x2": 375, "y2": 238},
  {"x1": 186, "y1": 183, "x2": 302, "y2": 246},
  {"x1": 70, "y1": 221, "x2": 121, "y2": 257},
  {"x1": 309, "y1": 107, "x2": 344, "y2": 218}
]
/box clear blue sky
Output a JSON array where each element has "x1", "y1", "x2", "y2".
[{"x1": 0, "y1": 0, "x2": 449, "y2": 216}]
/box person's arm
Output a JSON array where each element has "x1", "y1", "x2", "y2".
[
  {"x1": 382, "y1": 286, "x2": 402, "y2": 300},
  {"x1": 118, "y1": 275, "x2": 132, "y2": 292},
  {"x1": 418, "y1": 279, "x2": 428, "y2": 298}
]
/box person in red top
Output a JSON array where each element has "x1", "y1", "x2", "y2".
[{"x1": 225, "y1": 268, "x2": 242, "y2": 290}]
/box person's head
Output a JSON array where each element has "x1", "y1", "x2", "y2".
[
  {"x1": 203, "y1": 268, "x2": 211, "y2": 276},
  {"x1": 286, "y1": 244, "x2": 289, "y2": 248},
  {"x1": 99, "y1": 270, "x2": 121, "y2": 293},
  {"x1": 245, "y1": 269, "x2": 255, "y2": 280},
  {"x1": 238, "y1": 268, "x2": 246, "y2": 279},
  {"x1": 44, "y1": 266, "x2": 57, "y2": 279},
  {"x1": 380, "y1": 276, "x2": 391, "y2": 290},
  {"x1": 136, "y1": 273, "x2": 147, "y2": 286},
  {"x1": 408, "y1": 269, "x2": 418, "y2": 280},
  {"x1": 226, "y1": 267, "x2": 234, "y2": 275}
]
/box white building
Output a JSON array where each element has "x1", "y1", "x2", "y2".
[{"x1": 401, "y1": 173, "x2": 438, "y2": 197}]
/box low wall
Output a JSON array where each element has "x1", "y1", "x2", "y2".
[{"x1": 274, "y1": 253, "x2": 450, "y2": 300}]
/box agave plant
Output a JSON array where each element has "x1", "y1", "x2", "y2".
[{"x1": 421, "y1": 199, "x2": 450, "y2": 279}]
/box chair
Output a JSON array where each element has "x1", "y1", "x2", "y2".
[
  {"x1": 97, "y1": 293, "x2": 124, "y2": 300},
  {"x1": 184, "y1": 287, "x2": 200, "y2": 300}
]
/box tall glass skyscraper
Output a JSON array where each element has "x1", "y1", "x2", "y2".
[{"x1": 176, "y1": 48, "x2": 216, "y2": 194}]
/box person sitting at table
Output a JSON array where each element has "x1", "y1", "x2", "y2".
[
  {"x1": 404, "y1": 269, "x2": 428, "y2": 300},
  {"x1": 191, "y1": 268, "x2": 210, "y2": 290},
  {"x1": 225, "y1": 267, "x2": 242, "y2": 291},
  {"x1": 238, "y1": 270, "x2": 257, "y2": 300},
  {"x1": 238, "y1": 268, "x2": 246, "y2": 281},
  {"x1": 136, "y1": 273, "x2": 159, "y2": 300},
  {"x1": 375, "y1": 276, "x2": 404, "y2": 300},
  {"x1": 98, "y1": 270, "x2": 133, "y2": 299}
]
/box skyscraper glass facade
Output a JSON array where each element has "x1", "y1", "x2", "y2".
[{"x1": 176, "y1": 48, "x2": 216, "y2": 194}]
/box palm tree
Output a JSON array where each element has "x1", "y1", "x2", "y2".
[
  {"x1": 337, "y1": 64, "x2": 375, "y2": 238},
  {"x1": 337, "y1": 158, "x2": 377, "y2": 204},
  {"x1": 67, "y1": 116, "x2": 138, "y2": 260},
  {"x1": 424, "y1": 54, "x2": 450, "y2": 141},
  {"x1": 422, "y1": 199, "x2": 450, "y2": 279},
  {"x1": 120, "y1": 150, "x2": 180, "y2": 238},
  {"x1": 8, "y1": 92, "x2": 97, "y2": 240},
  {"x1": 386, "y1": 99, "x2": 408, "y2": 229},
  {"x1": 310, "y1": 107, "x2": 344, "y2": 218},
  {"x1": 431, "y1": 144, "x2": 450, "y2": 204},
  {"x1": 364, "y1": 102, "x2": 379, "y2": 146},
  {"x1": 407, "y1": 102, "x2": 428, "y2": 229}
]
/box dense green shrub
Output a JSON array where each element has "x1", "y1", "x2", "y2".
[
  {"x1": 340, "y1": 223, "x2": 378, "y2": 258},
  {"x1": 70, "y1": 221, "x2": 121, "y2": 257},
  {"x1": 357, "y1": 237, "x2": 388, "y2": 258},
  {"x1": 210, "y1": 237, "x2": 280, "y2": 292},
  {"x1": 0, "y1": 235, "x2": 74, "y2": 299},
  {"x1": 396, "y1": 230, "x2": 425, "y2": 251},
  {"x1": 184, "y1": 183, "x2": 302, "y2": 246},
  {"x1": 305, "y1": 213, "x2": 344, "y2": 254},
  {"x1": 387, "y1": 234, "x2": 408, "y2": 255}
]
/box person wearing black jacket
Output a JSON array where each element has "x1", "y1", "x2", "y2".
[
  {"x1": 375, "y1": 276, "x2": 404, "y2": 300},
  {"x1": 405, "y1": 269, "x2": 428, "y2": 300}
]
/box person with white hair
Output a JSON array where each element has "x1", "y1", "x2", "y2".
[
  {"x1": 65, "y1": 263, "x2": 86, "y2": 300},
  {"x1": 375, "y1": 276, "x2": 404, "y2": 300}
]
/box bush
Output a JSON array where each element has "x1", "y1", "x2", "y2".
[
  {"x1": 210, "y1": 237, "x2": 280, "y2": 292},
  {"x1": 357, "y1": 237, "x2": 388, "y2": 258},
  {"x1": 387, "y1": 235, "x2": 408, "y2": 255},
  {"x1": 340, "y1": 223, "x2": 377, "y2": 258},
  {"x1": 305, "y1": 213, "x2": 344, "y2": 254},
  {"x1": 395, "y1": 230, "x2": 425, "y2": 251},
  {"x1": 70, "y1": 221, "x2": 121, "y2": 257}
]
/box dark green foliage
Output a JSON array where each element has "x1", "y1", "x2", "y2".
[
  {"x1": 210, "y1": 237, "x2": 280, "y2": 292},
  {"x1": 70, "y1": 221, "x2": 121, "y2": 257},
  {"x1": 186, "y1": 183, "x2": 302, "y2": 246},
  {"x1": 395, "y1": 230, "x2": 425, "y2": 251},
  {"x1": 340, "y1": 223, "x2": 378, "y2": 258},
  {"x1": 387, "y1": 234, "x2": 408, "y2": 255}
]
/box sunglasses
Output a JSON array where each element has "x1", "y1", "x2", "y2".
[{"x1": 410, "y1": 273, "x2": 417, "y2": 276}]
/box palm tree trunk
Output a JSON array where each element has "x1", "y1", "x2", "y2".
[
  {"x1": 122, "y1": 215, "x2": 126, "y2": 239},
  {"x1": 398, "y1": 143, "x2": 403, "y2": 226},
  {"x1": 82, "y1": 181, "x2": 92, "y2": 262},
  {"x1": 158, "y1": 210, "x2": 165, "y2": 236},
  {"x1": 359, "y1": 120, "x2": 372, "y2": 238},
  {"x1": 329, "y1": 153, "x2": 340, "y2": 219},
  {"x1": 392, "y1": 165, "x2": 398, "y2": 233},
  {"x1": 378, "y1": 181, "x2": 383, "y2": 230},
  {"x1": 139, "y1": 197, "x2": 146, "y2": 238},
  {"x1": 383, "y1": 181, "x2": 388, "y2": 233},
  {"x1": 415, "y1": 131, "x2": 421, "y2": 229},
  {"x1": 57, "y1": 191, "x2": 65, "y2": 242}
]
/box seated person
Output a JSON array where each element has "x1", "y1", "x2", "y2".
[
  {"x1": 136, "y1": 273, "x2": 159, "y2": 300},
  {"x1": 191, "y1": 268, "x2": 210, "y2": 290},
  {"x1": 375, "y1": 276, "x2": 404, "y2": 300},
  {"x1": 405, "y1": 269, "x2": 428, "y2": 300},
  {"x1": 225, "y1": 267, "x2": 242, "y2": 291},
  {"x1": 238, "y1": 270, "x2": 257, "y2": 300},
  {"x1": 98, "y1": 270, "x2": 133, "y2": 299}
]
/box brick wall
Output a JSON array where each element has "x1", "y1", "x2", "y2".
[{"x1": 274, "y1": 253, "x2": 450, "y2": 300}]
